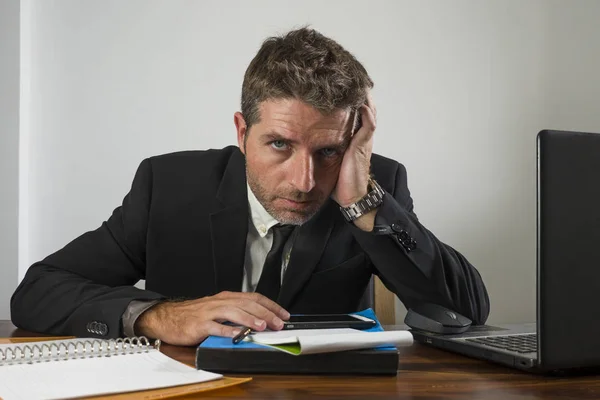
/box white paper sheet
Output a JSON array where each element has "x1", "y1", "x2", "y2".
[{"x1": 246, "y1": 328, "x2": 413, "y2": 355}]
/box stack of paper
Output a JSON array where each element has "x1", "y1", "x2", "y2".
[{"x1": 244, "y1": 328, "x2": 413, "y2": 355}]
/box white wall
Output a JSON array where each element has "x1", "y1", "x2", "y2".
[
  {"x1": 16, "y1": 0, "x2": 600, "y2": 324},
  {"x1": 0, "y1": 0, "x2": 20, "y2": 319},
  {"x1": 545, "y1": 0, "x2": 600, "y2": 132}
]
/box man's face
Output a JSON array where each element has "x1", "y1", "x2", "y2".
[{"x1": 235, "y1": 98, "x2": 352, "y2": 225}]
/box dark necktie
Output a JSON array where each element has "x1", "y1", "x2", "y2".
[{"x1": 255, "y1": 224, "x2": 295, "y2": 302}]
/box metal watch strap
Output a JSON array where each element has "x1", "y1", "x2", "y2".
[{"x1": 339, "y1": 178, "x2": 385, "y2": 222}]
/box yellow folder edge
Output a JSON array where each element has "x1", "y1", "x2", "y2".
[
  {"x1": 0, "y1": 337, "x2": 252, "y2": 400},
  {"x1": 85, "y1": 377, "x2": 252, "y2": 400}
]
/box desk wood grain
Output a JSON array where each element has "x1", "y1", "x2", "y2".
[{"x1": 3, "y1": 321, "x2": 600, "y2": 399}]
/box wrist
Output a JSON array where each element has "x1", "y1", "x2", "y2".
[
  {"x1": 339, "y1": 178, "x2": 384, "y2": 223},
  {"x1": 352, "y1": 208, "x2": 378, "y2": 231},
  {"x1": 134, "y1": 302, "x2": 165, "y2": 338},
  {"x1": 339, "y1": 190, "x2": 369, "y2": 208}
]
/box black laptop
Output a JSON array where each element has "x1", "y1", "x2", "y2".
[{"x1": 410, "y1": 129, "x2": 600, "y2": 373}]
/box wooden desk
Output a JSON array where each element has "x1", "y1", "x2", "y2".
[{"x1": 2, "y1": 321, "x2": 600, "y2": 399}]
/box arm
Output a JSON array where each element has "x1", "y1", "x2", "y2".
[
  {"x1": 11, "y1": 155, "x2": 290, "y2": 344},
  {"x1": 351, "y1": 162, "x2": 490, "y2": 325},
  {"x1": 331, "y1": 92, "x2": 489, "y2": 324},
  {"x1": 10, "y1": 159, "x2": 165, "y2": 338}
]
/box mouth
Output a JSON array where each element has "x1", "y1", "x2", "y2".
[{"x1": 277, "y1": 198, "x2": 316, "y2": 210}]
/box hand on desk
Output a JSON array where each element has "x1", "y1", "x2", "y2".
[{"x1": 134, "y1": 291, "x2": 290, "y2": 346}]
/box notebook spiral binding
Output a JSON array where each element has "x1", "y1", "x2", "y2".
[{"x1": 0, "y1": 336, "x2": 161, "y2": 366}]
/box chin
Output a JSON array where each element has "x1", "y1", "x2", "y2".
[
  {"x1": 273, "y1": 213, "x2": 310, "y2": 226},
  {"x1": 270, "y1": 209, "x2": 318, "y2": 226}
]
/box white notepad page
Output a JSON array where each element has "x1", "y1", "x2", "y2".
[{"x1": 0, "y1": 339, "x2": 222, "y2": 400}]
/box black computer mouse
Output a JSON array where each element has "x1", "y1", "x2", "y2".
[{"x1": 404, "y1": 303, "x2": 472, "y2": 334}]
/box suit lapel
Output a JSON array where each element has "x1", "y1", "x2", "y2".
[
  {"x1": 277, "y1": 200, "x2": 336, "y2": 308},
  {"x1": 210, "y1": 149, "x2": 248, "y2": 293}
]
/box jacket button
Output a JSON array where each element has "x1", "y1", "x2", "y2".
[
  {"x1": 409, "y1": 239, "x2": 417, "y2": 250},
  {"x1": 402, "y1": 238, "x2": 417, "y2": 251},
  {"x1": 86, "y1": 321, "x2": 108, "y2": 335},
  {"x1": 391, "y1": 225, "x2": 410, "y2": 239},
  {"x1": 391, "y1": 225, "x2": 416, "y2": 250}
]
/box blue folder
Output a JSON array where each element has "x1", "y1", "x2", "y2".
[{"x1": 199, "y1": 308, "x2": 394, "y2": 351}]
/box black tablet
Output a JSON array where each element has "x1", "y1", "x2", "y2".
[{"x1": 282, "y1": 313, "x2": 376, "y2": 330}]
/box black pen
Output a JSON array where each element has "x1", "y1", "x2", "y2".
[{"x1": 232, "y1": 326, "x2": 253, "y2": 344}]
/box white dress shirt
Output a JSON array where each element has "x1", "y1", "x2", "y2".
[{"x1": 242, "y1": 184, "x2": 296, "y2": 292}]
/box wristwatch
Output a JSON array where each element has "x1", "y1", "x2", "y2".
[{"x1": 339, "y1": 178, "x2": 385, "y2": 222}]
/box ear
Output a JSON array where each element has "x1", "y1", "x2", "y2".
[{"x1": 234, "y1": 112, "x2": 247, "y2": 155}]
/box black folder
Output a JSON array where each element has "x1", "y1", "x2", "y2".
[{"x1": 195, "y1": 345, "x2": 399, "y2": 375}]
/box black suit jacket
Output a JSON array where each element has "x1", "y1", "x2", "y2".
[{"x1": 11, "y1": 146, "x2": 489, "y2": 338}]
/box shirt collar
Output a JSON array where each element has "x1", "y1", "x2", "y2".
[{"x1": 247, "y1": 184, "x2": 280, "y2": 237}]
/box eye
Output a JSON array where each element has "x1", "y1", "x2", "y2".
[
  {"x1": 320, "y1": 148, "x2": 338, "y2": 157},
  {"x1": 270, "y1": 140, "x2": 288, "y2": 150}
]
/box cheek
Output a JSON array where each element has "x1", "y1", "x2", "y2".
[
  {"x1": 246, "y1": 156, "x2": 267, "y2": 174},
  {"x1": 315, "y1": 162, "x2": 341, "y2": 190},
  {"x1": 246, "y1": 152, "x2": 287, "y2": 183},
  {"x1": 246, "y1": 145, "x2": 274, "y2": 172},
  {"x1": 247, "y1": 142, "x2": 282, "y2": 168}
]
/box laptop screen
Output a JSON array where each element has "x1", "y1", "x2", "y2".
[{"x1": 537, "y1": 129, "x2": 600, "y2": 369}]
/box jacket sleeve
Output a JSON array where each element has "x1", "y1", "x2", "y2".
[
  {"x1": 350, "y1": 162, "x2": 490, "y2": 324},
  {"x1": 10, "y1": 158, "x2": 165, "y2": 338}
]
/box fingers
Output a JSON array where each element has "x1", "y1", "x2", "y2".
[
  {"x1": 160, "y1": 292, "x2": 292, "y2": 344},
  {"x1": 236, "y1": 298, "x2": 285, "y2": 330},
  {"x1": 209, "y1": 304, "x2": 270, "y2": 331},
  {"x1": 361, "y1": 103, "x2": 376, "y2": 131},
  {"x1": 350, "y1": 92, "x2": 377, "y2": 150},
  {"x1": 171, "y1": 321, "x2": 243, "y2": 346},
  {"x1": 216, "y1": 291, "x2": 290, "y2": 320},
  {"x1": 212, "y1": 291, "x2": 289, "y2": 330},
  {"x1": 249, "y1": 292, "x2": 290, "y2": 320},
  {"x1": 202, "y1": 321, "x2": 243, "y2": 339},
  {"x1": 366, "y1": 91, "x2": 377, "y2": 120},
  {"x1": 351, "y1": 104, "x2": 376, "y2": 149},
  {"x1": 363, "y1": 91, "x2": 377, "y2": 130}
]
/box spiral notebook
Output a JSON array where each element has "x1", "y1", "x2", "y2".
[{"x1": 0, "y1": 336, "x2": 247, "y2": 400}]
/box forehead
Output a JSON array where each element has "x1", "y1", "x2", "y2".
[{"x1": 257, "y1": 98, "x2": 352, "y2": 142}]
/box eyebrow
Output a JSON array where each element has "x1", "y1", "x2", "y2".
[{"x1": 263, "y1": 131, "x2": 295, "y2": 143}]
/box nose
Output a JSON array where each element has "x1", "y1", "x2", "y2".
[{"x1": 290, "y1": 152, "x2": 316, "y2": 193}]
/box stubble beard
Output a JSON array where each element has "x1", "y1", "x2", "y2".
[{"x1": 246, "y1": 170, "x2": 323, "y2": 226}]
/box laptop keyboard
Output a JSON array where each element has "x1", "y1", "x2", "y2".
[{"x1": 465, "y1": 333, "x2": 537, "y2": 353}]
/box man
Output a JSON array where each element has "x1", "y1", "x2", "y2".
[{"x1": 11, "y1": 27, "x2": 489, "y2": 345}]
